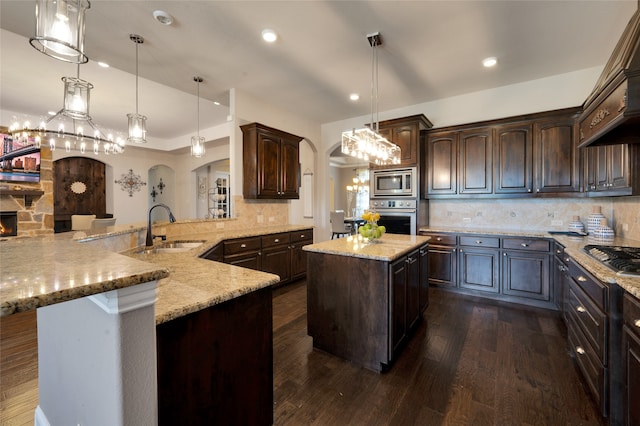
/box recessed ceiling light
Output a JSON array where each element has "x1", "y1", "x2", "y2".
[
  {"x1": 214, "y1": 101, "x2": 220, "y2": 106},
  {"x1": 482, "y1": 57, "x2": 497, "y2": 67},
  {"x1": 97, "y1": 61, "x2": 109, "y2": 68},
  {"x1": 153, "y1": 10, "x2": 174, "y2": 26},
  {"x1": 350, "y1": 93, "x2": 360, "y2": 101},
  {"x1": 262, "y1": 29, "x2": 277, "y2": 43},
  {"x1": 48, "y1": 111, "x2": 56, "y2": 116}
]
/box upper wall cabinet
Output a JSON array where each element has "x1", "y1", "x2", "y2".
[
  {"x1": 376, "y1": 114, "x2": 432, "y2": 167},
  {"x1": 241, "y1": 123, "x2": 304, "y2": 199},
  {"x1": 424, "y1": 107, "x2": 582, "y2": 199},
  {"x1": 584, "y1": 143, "x2": 640, "y2": 197}
]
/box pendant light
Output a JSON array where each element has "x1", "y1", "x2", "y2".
[
  {"x1": 127, "y1": 34, "x2": 147, "y2": 144},
  {"x1": 29, "y1": 0, "x2": 90, "y2": 64},
  {"x1": 11, "y1": 64, "x2": 124, "y2": 155},
  {"x1": 191, "y1": 76, "x2": 205, "y2": 158},
  {"x1": 341, "y1": 32, "x2": 400, "y2": 166}
]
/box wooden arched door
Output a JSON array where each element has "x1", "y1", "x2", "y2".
[{"x1": 53, "y1": 157, "x2": 106, "y2": 232}]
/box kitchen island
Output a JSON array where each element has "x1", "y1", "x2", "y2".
[{"x1": 304, "y1": 233, "x2": 430, "y2": 372}]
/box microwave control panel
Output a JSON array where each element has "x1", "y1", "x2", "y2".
[{"x1": 370, "y1": 199, "x2": 417, "y2": 209}]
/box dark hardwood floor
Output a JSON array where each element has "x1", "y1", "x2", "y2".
[{"x1": 273, "y1": 281, "x2": 605, "y2": 426}]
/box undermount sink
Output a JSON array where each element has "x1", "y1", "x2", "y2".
[{"x1": 135, "y1": 240, "x2": 206, "y2": 254}]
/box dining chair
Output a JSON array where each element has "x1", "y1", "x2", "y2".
[
  {"x1": 71, "y1": 214, "x2": 96, "y2": 231},
  {"x1": 330, "y1": 210, "x2": 351, "y2": 239},
  {"x1": 91, "y1": 218, "x2": 116, "y2": 230}
]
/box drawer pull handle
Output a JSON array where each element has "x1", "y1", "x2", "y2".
[
  {"x1": 240, "y1": 244, "x2": 247, "y2": 248},
  {"x1": 274, "y1": 239, "x2": 280, "y2": 243},
  {"x1": 521, "y1": 243, "x2": 529, "y2": 247},
  {"x1": 635, "y1": 319, "x2": 640, "y2": 328},
  {"x1": 576, "y1": 346, "x2": 586, "y2": 355},
  {"x1": 436, "y1": 237, "x2": 442, "y2": 241},
  {"x1": 301, "y1": 235, "x2": 305, "y2": 238},
  {"x1": 577, "y1": 276, "x2": 587, "y2": 282},
  {"x1": 475, "y1": 240, "x2": 482, "y2": 244},
  {"x1": 576, "y1": 306, "x2": 586, "y2": 313},
  {"x1": 556, "y1": 249, "x2": 562, "y2": 254}
]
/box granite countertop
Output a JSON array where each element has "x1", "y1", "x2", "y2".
[
  {"x1": 126, "y1": 224, "x2": 313, "y2": 324},
  {"x1": 420, "y1": 226, "x2": 640, "y2": 299},
  {"x1": 0, "y1": 236, "x2": 169, "y2": 316},
  {"x1": 303, "y1": 233, "x2": 430, "y2": 262}
]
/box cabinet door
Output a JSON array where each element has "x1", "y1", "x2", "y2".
[
  {"x1": 502, "y1": 251, "x2": 550, "y2": 301},
  {"x1": 225, "y1": 252, "x2": 261, "y2": 271},
  {"x1": 390, "y1": 257, "x2": 408, "y2": 357},
  {"x1": 459, "y1": 247, "x2": 499, "y2": 293},
  {"x1": 406, "y1": 250, "x2": 421, "y2": 331},
  {"x1": 257, "y1": 132, "x2": 282, "y2": 198},
  {"x1": 280, "y1": 138, "x2": 300, "y2": 198},
  {"x1": 623, "y1": 325, "x2": 640, "y2": 426},
  {"x1": 428, "y1": 245, "x2": 457, "y2": 287},
  {"x1": 427, "y1": 132, "x2": 457, "y2": 195},
  {"x1": 533, "y1": 116, "x2": 580, "y2": 194},
  {"x1": 459, "y1": 128, "x2": 493, "y2": 194},
  {"x1": 262, "y1": 245, "x2": 291, "y2": 283},
  {"x1": 595, "y1": 145, "x2": 609, "y2": 190},
  {"x1": 494, "y1": 122, "x2": 533, "y2": 194},
  {"x1": 418, "y1": 244, "x2": 429, "y2": 313},
  {"x1": 607, "y1": 144, "x2": 629, "y2": 190}
]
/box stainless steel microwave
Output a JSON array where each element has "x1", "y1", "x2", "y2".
[{"x1": 371, "y1": 167, "x2": 417, "y2": 197}]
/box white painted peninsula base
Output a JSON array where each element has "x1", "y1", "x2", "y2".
[{"x1": 34, "y1": 281, "x2": 159, "y2": 426}]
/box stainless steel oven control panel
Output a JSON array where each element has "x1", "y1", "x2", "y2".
[{"x1": 370, "y1": 199, "x2": 416, "y2": 209}]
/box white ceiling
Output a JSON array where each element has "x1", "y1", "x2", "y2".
[{"x1": 0, "y1": 1, "x2": 637, "y2": 152}]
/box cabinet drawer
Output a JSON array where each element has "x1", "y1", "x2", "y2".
[
  {"x1": 623, "y1": 292, "x2": 640, "y2": 331},
  {"x1": 261, "y1": 232, "x2": 290, "y2": 248},
  {"x1": 568, "y1": 281, "x2": 608, "y2": 364},
  {"x1": 459, "y1": 236, "x2": 500, "y2": 248},
  {"x1": 291, "y1": 229, "x2": 313, "y2": 243},
  {"x1": 567, "y1": 320, "x2": 606, "y2": 414},
  {"x1": 502, "y1": 238, "x2": 550, "y2": 252},
  {"x1": 568, "y1": 258, "x2": 608, "y2": 312},
  {"x1": 224, "y1": 237, "x2": 261, "y2": 255},
  {"x1": 424, "y1": 233, "x2": 457, "y2": 246}
]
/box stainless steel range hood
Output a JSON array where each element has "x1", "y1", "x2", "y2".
[{"x1": 578, "y1": 7, "x2": 640, "y2": 148}]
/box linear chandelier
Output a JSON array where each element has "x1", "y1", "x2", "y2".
[
  {"x1": 10, "y1": 65, "x2": 125, "y2": 155},
  {"x1": 341, "y1": 32, "x2": 400, "y2": 166}
]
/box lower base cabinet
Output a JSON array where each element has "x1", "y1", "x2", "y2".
[
  {"x1": 623, "y1": 293, "x2": 640, "y2": 426},
  {"x1": 420, "y1": 232, "x2": 552, "y2": 308},
  {"x1": 157, "y1": 287, "x2": 273, "y2": 425}
]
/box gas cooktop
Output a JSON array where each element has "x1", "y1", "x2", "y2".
[{"x1": 584, "y1": 245, "x2": 640, "y2": 277}]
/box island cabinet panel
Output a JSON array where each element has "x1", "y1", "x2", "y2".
[
  {"x1": 458, "y1": 128, "x2": 493, "y2": 194},
  {"x1": 241, "y1": 122, "x2": 303, "y2": 199},
  {"x1": 418, "y1": 244, "x2": 430, "y2": 313},
  {"x1": 494, "y1": 122, "x2": 534, "y2": 194},
  {"x1": 391, "y1": 257, "x2": 409, "y2": 358},
  {"x1": 157, "y1": 287, "x2": 273, "y2": 426},
  {"x1": 623, "y1": 293, "x2": 640, "y2": 426}
]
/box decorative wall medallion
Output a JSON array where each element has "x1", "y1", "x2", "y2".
[
  {"x1": 157, "y1": 177, "x2": 165, "y2": 194},
  {"x1": 115, "y1": 169, "x2": 147, "y2": 197},
  {"x1": 150, "y1": 186, "x2": 158, "y2": 202},
  {"x1": 70, "y1": 181, "x2": 87, "y2": 194}
]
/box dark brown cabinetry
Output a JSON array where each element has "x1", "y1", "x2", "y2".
[
  {"x1": 391, "y1": 249, "x2": 422, "y2": 359},
  {"x1": 377, "y1": 114, "x2": 432, "y2": 167},
  {"x1": 241, "y1": 122, "x2": 303, "y2": 199},
  {"x1": 424, "y1": 108, "x2": 581, "y2": 198},
  {"x1": 622, "y1": 292, "x2": 640, "y2": 426},
  {"x1": 420, "y1": 231, "x2": 553, "y2": 308},
  {"x1": 533, "y1": 113, "x2": 581, "y2": 194},
  {"x1": 584, "y1": 143, "x2": 640, "y2": 196},
  {"x1": 458, "y1": 236, "x2": 500, "y2": 293},
  {"x1": 204, "y1": 229, "x2": 313, "y2": 286},
  {"x1": 501, "y1": 238, "x2": 551, "y2": 302},
  {"x1": 157, "y1": 286, "x2": 273, "y2": 426},
  {"x1": 418, "y1": 244, "x2": 429, "y2": 314}
]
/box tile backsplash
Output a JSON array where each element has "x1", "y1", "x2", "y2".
[{"x1": 429, "y1": 196, "x2": 640, "y2": 241}]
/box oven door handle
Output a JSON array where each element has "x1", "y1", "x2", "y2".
[{"x1": 377, "y1": 209, "x2": 416, "y2": 214}]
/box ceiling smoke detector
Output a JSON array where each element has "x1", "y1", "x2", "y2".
[{"x1": 153, "y1": 10, "x2": 174, "y2": 26}]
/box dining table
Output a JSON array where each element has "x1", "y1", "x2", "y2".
[{"x1": 344, "y1": 217, "x2": 366, "y2": 234}]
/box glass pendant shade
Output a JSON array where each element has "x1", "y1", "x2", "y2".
[
  {"x1": 127, "y1": 113, "x2": 147, "y2": 144},
  {"x1": 341, "y1": 127, "x2": 400, "y2": 165},
  {"x1": 62, "y1": 76, "x2": 91, "y2": 119},
  {"x1": 29, "y1": 0, "x2": 90, "y2": 64},
  {"x1": 191, "y1": 135, "x2": 205, "y2": 158}
]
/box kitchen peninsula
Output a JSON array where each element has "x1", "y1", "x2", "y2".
[
  {"x1": 304, "y1": 233, "x2": 429, "y2": 372},
  {"x1": 0, "y1": 222, "x2": 311, "y2": 425}
]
